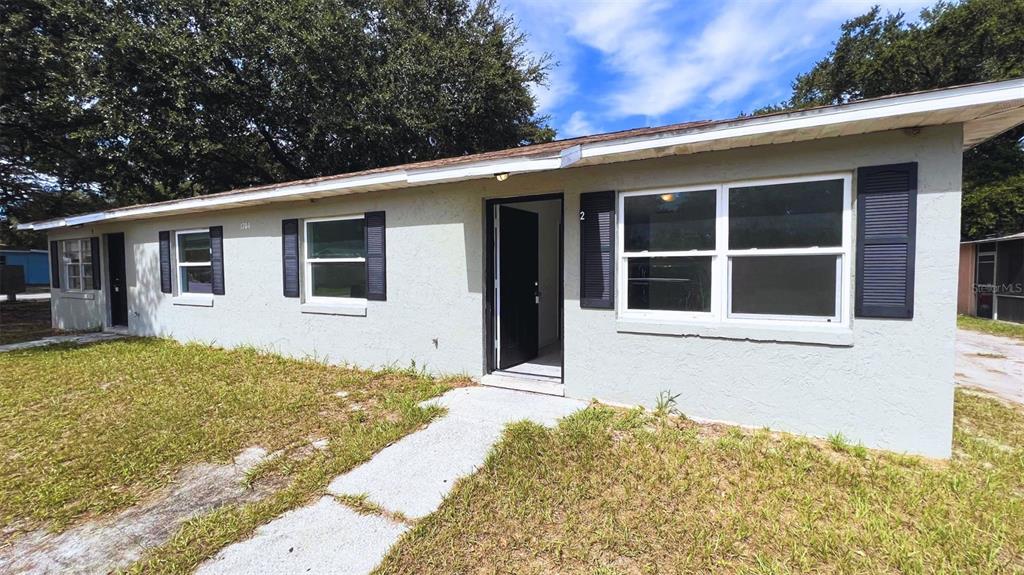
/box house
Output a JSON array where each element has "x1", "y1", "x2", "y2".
[
  {"x1": 958, "y1": 231, "x2": 1024, "y2": 323},
  {"x1": 0, "y1": 247, "x2": 50, "y2": 286},
  {"x1": 18, "y1": 79, "x2": 1024, "y2": 458}
]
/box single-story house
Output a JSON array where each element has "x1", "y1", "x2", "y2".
[
  {"x1": 0, "y1": 248, "x2": 51, "y2": 286},
  {"x1": 19, "y1": 79, "x2": 1024, "y2": 458},
  {"x1": 958, "y1": 231, "x2": 1024, "y2": 323}
]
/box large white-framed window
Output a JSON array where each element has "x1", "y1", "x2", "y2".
[
  {"x1": 303, "y1": 215, "x2": 367, "y2": 304},
  {"x1": 60, "y1": 238, "x2": 93, "y2": 291},
  {"x1": 176, "y1": 229, "x2": 213, "y2": 294},
  {"x1": 617, "y1": 173, "x2": 852, "y2": 327}
]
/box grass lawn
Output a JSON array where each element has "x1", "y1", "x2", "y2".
[
  {"x1": 0, "y1": 338, "x2": 460, "y2": 572},
  {"x1": 0, "y1": 300, "x2": 53, "y2": 344},
  {"x1": 958, "y1": 314, "x2": 1024, "y2": 341},
  {"x1": 379, "y1": 390, "x2": 1024, "y2": 574}
]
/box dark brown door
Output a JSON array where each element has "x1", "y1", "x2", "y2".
[
  {"x1": 498, "y1": 206, "x2": 539, "y2": 369},
  {"x1": 107, "y1": 233, "x2": 128, "y2": 326}
]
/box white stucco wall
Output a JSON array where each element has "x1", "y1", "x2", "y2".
[{"x1": 47, "y1": 126, "x2": 962, "y2": 457}]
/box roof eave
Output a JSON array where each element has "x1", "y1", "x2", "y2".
[{"x1": 19, "y1": 78, "x2": 1024, "y2": 232}]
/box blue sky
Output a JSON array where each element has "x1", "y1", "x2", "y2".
[{"x1": 505, "y1": 0, "x2": 934, "y2": 139}]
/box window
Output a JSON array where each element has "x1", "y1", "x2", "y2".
[
  {"x1": 304, "y1": 216, "x2": 367, "y2": 302},
  {"x1": 618, "y1": 175, "x2": 851, "y2": 325},
  {"x1": 621, "y1": 188, "x2": 717, "y2": 316},
  {"x1": 176, "y1": 230, "x2": 212, "y2": 293},
  {"x1": 60, "y1": 239, "x2": 93, "y2": 291}
]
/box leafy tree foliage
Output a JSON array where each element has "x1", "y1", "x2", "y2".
[
  {"x1": 0, "y1": 0, "x2": 553, "y2": 247},
  {"x1": 758, "y1": 0, "x2": 1024, "y2": 240}
]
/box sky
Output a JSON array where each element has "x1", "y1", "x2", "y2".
[{"x1": 504, "y1": 0, "x2": 936, "y2": 139}]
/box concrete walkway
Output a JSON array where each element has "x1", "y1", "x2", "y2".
[
  {"x1": 0, "y1": 292, "x2": 50, "y2": 302},
  {"x1": 0, "y1": 332, "x2": 124, "y2": 353},
  {"x1": 197, "y1": 386, "x2": 587, "y2": 575},
  {"x1": 956, "y1": 328, "x2": 1024, "y2": 405}
]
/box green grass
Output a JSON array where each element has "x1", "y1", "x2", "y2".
[
  {"x1": 958, "y1": 314, "x2": 1024, "y2": 341},
  {"x1": 0, "y1": 337, "x2": 457, "y2": 542},
  {"x1": 378, "y1": 390, "x2": 1024, "y2": 574}
]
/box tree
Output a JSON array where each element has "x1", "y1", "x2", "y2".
[
  {"x1": 757, "y1": 0, "x2": 1024, "y2": 240},
  {"x1": 0, "y1": 0, "x2": 554, "y2": 245}
]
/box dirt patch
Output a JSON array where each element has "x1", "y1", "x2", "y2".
[{"x1": 0, "y1": 446, "x2": 274, "y2": 575}]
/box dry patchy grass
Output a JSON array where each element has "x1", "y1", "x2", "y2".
[
  {"x1": 959, "y1": 314, "x2": 1024, "y2": 341},
  {"x1": 0, "y1": 337, "x2": 456, "y2": 542},
  {"x1": 379, "y1": 390, "x2": 1024, "y2": 574}
]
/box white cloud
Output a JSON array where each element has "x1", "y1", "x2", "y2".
[
  {"x1": 562, "y1": 111, "x2": 598, "y2": 138},
  {"x1": 508, "y1": 0, "x2": 935, "y2": 125}
]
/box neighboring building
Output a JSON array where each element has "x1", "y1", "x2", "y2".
[
  {"x1": 19, "y1": 79, "x2": 1024, "y2": 458},
  {"x1": 959, "y1": 232, "x2": 1024, "y2": 323},
  {"x1": 0, "y1": 248, "x2": 51, "y2": 286}
]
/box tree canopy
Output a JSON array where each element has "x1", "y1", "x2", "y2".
[
  {"x1": 0, "y1": 0, "x2": 553, "y2": 247},
  {"x1": 758, "y1": 0, "x2": 1024, "y2": 240}
]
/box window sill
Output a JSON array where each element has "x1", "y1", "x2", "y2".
[
  {"x1": 300, "y1": 303, "x2": 367, "y2": 317},
  {"x1": 616, "y1": 318, "x2": 853, "y2": 346},
  {"x1": 60, "y1": 291, "x2": 96, "y2": 301},
  {"x1": 172, "y1": 294, "x2": 214, "y2": 307}
]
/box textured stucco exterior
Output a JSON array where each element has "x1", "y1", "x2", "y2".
[{"x1": 46, "y1": 126, "x2": 962, "y2": 457}]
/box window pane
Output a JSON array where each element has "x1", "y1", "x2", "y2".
[
  {"x1": 311, "y1": 262, "x2": 366, "y2": 298},
  {"x1": 977, "y1": 261, "x2": 995, "y2": 286},
  {"x1": 180, "y1": 265, "x2": 213, "y2": 293},
  {"x1": 69, "y1": 276, "x2": 82, "y2": 291},
  {"x1": 624, "y1": 190, "x2": 716, "y2": 252},
  {"x1": 996, "y1": 239, "x2": 1023, "y2": 296},
  {"x1": 729, "y1": 179, "x2": 843, "y2": 249},
  {"x1": 627, "y1": 256, "x2": 712, "y2": 312},
  {"x1": 64, "y1": 241, "x2": 81, "y2": 263},
  {"x1": 82, "y1": 240, "x2": 92, "y2": 263},
  {"x1": 731, "y1": 255, "x2": 838, "y2": 317},
  {"x1": 178, "y1": 232, "x2": 211, "y2": 263},
  {"x1": 307, "y1": 219, "x2": 365, "y2": 259}
]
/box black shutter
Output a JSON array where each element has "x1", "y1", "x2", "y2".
[
  {"x1": 49, "y1": 240, "x2": 61, "y2": 289},
  {"x1": 282, "y1": 219, "x2": 300, "y2": 298},
  {"x1": 90, "y1": 236, "x2": 101, "y2": 290},
  {"x1": 365, "y1": 211, "x2": 386, "y2": 301},
  {"x1": 855, "y1": 162, "x2": 917, "y2": 319},
  {"x1": 579, "y1": 191, "x2": 616, "y2": 309},
  {"x1": 159, "y1": 231, "x2": 172, "y2": 294},
  {"x1": 210, "y1": 225, "x2": 225, "y2": 295}
]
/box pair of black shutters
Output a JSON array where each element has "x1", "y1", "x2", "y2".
[
  {"x1": 158, "y1": 226, "x2": 225, "y2": 295},
  {"x1": 49, "y1": 237, "x2": 101, "y2": 290},
  {"x1": 579, "y1": 162, "x2": 918, "y2": 319},
  {"x1": 282, "y1": 212, "x2": 387, "y2": 301}
]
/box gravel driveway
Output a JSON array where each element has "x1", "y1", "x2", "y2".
[{"x1": 956, "y1": 329, "x2": 1024, "y2": 405}]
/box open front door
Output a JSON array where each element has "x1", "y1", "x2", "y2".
[
  {"x1": 498, "y1": 205, "x2": 539, "y2": 369},
  {"x1": 107, "y1": 233, "x2": 128, "y2": 327}
]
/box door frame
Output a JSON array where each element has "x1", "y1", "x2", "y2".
[
  {"x1": 483, "y1": 193, "x2": 564, "y2": 378},
  {"x1": 105, "y1": 232, "x2": 129, "y2": 327},
  {"x1": 976, "y1": 243, "x2": 997, "y2": 319}
]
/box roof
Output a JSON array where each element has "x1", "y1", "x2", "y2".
[
  {"x1": 962, "y1": 231, "x2": 1024, "y2": 244},
  {"x1": 0, "y1": 248, "x2": 48, "y2": 254},
  {"x1": 20, "y1": 77, "x2": 1024, "y2": 231}
]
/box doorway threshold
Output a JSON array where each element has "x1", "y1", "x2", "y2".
[{"x1": 480, "y1": 372, "x2": 564, "y2": 397}]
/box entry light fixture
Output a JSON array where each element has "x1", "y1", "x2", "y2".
[
  {"x1": 659, "y1": 193, "x2": 676, "y2": 202},
  {"x1": 494, "y1": 172, "x2": 510, "y2": 182}
]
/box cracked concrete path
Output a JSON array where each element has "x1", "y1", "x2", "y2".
[
  {"x1": 956, "y1": 329, "x2": 1024, "y2": 405},
  {"x1": 197, "y1": 386, "x2": 587, "y2": 575},
  {"x1": 0, "y1": 447, "x2": 272, "y2": 575}
]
